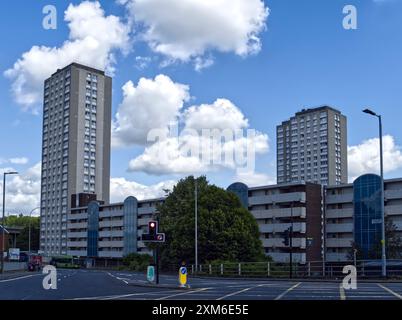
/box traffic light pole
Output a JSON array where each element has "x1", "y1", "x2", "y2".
[{"x1": 155, "y1": 246, "x2": 159, "y2": 285}]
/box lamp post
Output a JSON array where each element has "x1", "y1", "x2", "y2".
[
  {"x1": 29, "y1": 207, "x2": 40, "y2": 254},
  {"x1": 195, "y1": 177, "x2": 198, "y2": 274},
  {"x1": 1, "y1": 171, "x2": 18, "y2": 274},
  {"x1": 363, "y1": 108, "x2": 386, "y2": 277}
]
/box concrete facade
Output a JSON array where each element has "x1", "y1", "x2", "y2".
[
  {"x1": 40, "y1": 63, "x2": 111, "y2": 256},
  {"x1": 277, "y1": 106, "x2": 347, "y2": 186}
]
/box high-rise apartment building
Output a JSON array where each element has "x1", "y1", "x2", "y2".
[
  {"x1": 277, "y1": 106, "x2": 347, "y2": 186},
  {"x1": 40, "y1": 63, "x2": 111, "y2": 256}
]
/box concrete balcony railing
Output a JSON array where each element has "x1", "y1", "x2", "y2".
[
  {"x1": 385, "y1": 189, "x2": 402, "y2": 200},
  {"x1": 67, "y1": 222, "x2": 87, "y2": 229},
  {"x1": 99, "y1": 220, "x2": 124, "y2": 228},
  {"x1": 385, "y1": 205, "x2": 402, "y2": 217},
  {"x1": 325, "y1": 193, "x2": 353, "y2": 204},
  {"x1": 67, "y1": 232, "x2": 87, "y2": 238},
  {"x1": 259, "y1": 222, "x2": 306, "y2": 234},
  {"x1": 67, "y1": 241, "x2": 87, "y2": 247},
  {"x1": 138, "y1": 207, "x2": 157, "y2": 215},
  {"x1": 138, "y1": 218, "x2": 152, "y2": 226},
  {"x1": 326, "y1": 223, "x2": 353, "y2": 233},
  {"x1": 262, "y1": 238, "x2": 306, "y2": 249},
  {"x1": 325, "y1": 208, "x2": 353, "y2": 219},
  {"x1": 252, "y1": 207, "x2": 306, "y2": 220},
  {"x1": 99, "y1": 230, "x2": 124, "y2": 238},
  {"x1": 68, "y1": 213, "x2": 88, "y2": 220},
  {"x1": 267, "y1": 252, "x2": 306, "y2": 264},
  {"x1": 326, "y1": 238, "x2": 353, "y2": 248},
  {"x1": 98, "y1": 241, "x2": 124, "y2": 248},
  {"x1": 249, "y1": 192, "x2": 306, "y2": 206},
  {"x1": 98, "y1": 251, "x2": 124, "y2": 258},
  {"x1": 99, "y1": 211, "x2": 124, "y2": 218}
]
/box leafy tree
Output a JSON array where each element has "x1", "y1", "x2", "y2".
[
  {"x1": 155, "y1": 176, "x2": 265, "y2": 268},
  {"x1": 4, "y1": 215, "x2": 40, "y2": 251},
  {"x1": 348, "y1": 218, "x2": 402, "y2": 260}
]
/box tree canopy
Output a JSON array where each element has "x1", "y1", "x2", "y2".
[
  {"x1": 4, "y1": 215, "x2": 40, "y2": 251},
  {"x1": 155, "y1": 176, "x2": 265, "y2": 267}
]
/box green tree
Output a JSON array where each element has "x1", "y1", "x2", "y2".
[
  {"x1": 155, "y1": 176, "x2": 265, "y2": 268},
  {"x1": 348, "y1": 218, "x2": 402, "y2": 260},
  {"x1": 4, "y1": 215, "x2": 40, "y2": 251}
]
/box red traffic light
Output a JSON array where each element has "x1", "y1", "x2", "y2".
[{"x1": 150, "y1": 222, "x2": 156, "y2": 228}]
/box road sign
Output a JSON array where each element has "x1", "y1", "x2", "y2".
[
  {"x1": 9, "y1": 248, "x2": 20, "y2": 261},
  {"x1": 179, "y1": 267, "x2": 187, "y2": 286},
  {"x1": 147, "y1": 265, "x2": 155, "y2": 283}
]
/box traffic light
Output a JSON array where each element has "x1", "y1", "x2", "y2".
[
  {"x1": 283, "y1": 228, "x2": 290, "y2": 246},
  {"x1": 141, "y1": 220, "x2": 166, "y2": 243},
  {"x1": 149, "y1": 221, "x2": 157, "y2": 236}
]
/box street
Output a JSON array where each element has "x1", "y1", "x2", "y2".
[{"x1": 1, "y1": 269, "x2": 402, "y2": 300}]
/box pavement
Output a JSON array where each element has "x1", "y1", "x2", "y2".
[{"x1": 1, "y1": 269, "x2": 402, "y2": 300}]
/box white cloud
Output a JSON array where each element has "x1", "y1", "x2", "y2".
[
  {"x1": 123, "y1": 86, "x2": 269, "y2": 175},
  {"x1": 110, "y1": 177, "x2": 175, "y2": 202},
  {"x1": 9, "y1": 157, "x2": 29, "y2": 165},
  {"x1": 4, "y1": 1, "x2": 130, "y2": 113},
  {"x1": 120, "y1": 0, "x2": 269, "y2": 69},
  {"x1": 348, "y1": 135, "x2": 402, "y2": 181},
  {"x1": 0, "y1": 162, "x2": 42, "y2": 214},
  {"x1": 112, "y1": 75, "x2": 190, "y2": 147},
  {"x1": 234, "y1": 171, "x2": 275, "y2": 187}
]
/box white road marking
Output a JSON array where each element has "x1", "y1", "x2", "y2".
[
  {"x1": 216, "y1": 285, "x2": 260, "y2": 300},
  {"x1": 378, "y1": 284, "x2": 402, "y2": 299},
  {"x1": 156, "y1": 288, "x2": 210, "y2": 300},
  {"x1": 339, "y1": 284, "x2": 346, "y2": 300},
  {"x1": 0, "y1": 274, "x2": 40, "y2": 283},
  {"x1": 274, "y1": 282, "x2": 301, "y2": 300}
]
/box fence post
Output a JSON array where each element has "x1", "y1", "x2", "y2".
[
  {"x1": 362, "y1": 261, "x2": 365, "y2": 277},
  {"x1": 209, "y1": 264, "x2": 212, "y2": 275},
  {"x1": 267, "y1": 262, "x2": 270, "y2": 277},
  {"x1": 200, "y1": 265, "x2": 203, "y2": 273},
  {"x1": 308, "y1": 262, "x2": 311, "y2": 277},
  {"x1": 220, "y1": 264, "x2": 224, "y2": 276},
  {"x1": 238, "y1": 263, "x2": 241, "y2": 276},
  {"x1": 191, "y1": 264, "x2": 194, "y2": 274}
]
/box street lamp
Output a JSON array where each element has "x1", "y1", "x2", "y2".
[
  {"x1": 194, "y1": 177, "x2": 198, "y2": 274},
  {"x1": 29, "y1": 207, "x2": 40, "y2": 254},
  {"x1": 1, "y1": 171, "x2": 18, "y2": 274},
  {"x1": 363, "y1": 108, "x2": 386, "y2": 277}
]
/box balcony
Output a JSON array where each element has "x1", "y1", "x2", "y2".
[
  {"x1": 67, "y1": 250, "x2": 87, "y2": 257},
  {"x1": 259, "y1": 222, "x2": 306, "y2": 234},
  {"x1": 325, "y1": 193, "x2": 353, "y2": 204},
  {"x1": 252, "y1": 207, "x2": 306, "y2": 219},
  {"x1": 68, "y1": 232, "x2": 87, "y2": 238},
  {"x1": 68, "y1": 213, "x2": 88, "y2": 220},
  {"x1": 385, "y1": 189, "x2": 402, "y2": 200},
  {"x1": 138, "y1": 218, "x2": 152, "y2": 226},
  {"x1": 98, "y1": 241, "x2": 124, "y2": 248},
  {"x1": 326, "y1": 238, "x2": 353, "y2": 248},
  {"x1": 67, "y1": 241, "x2": 87, "y2": 247},
  {"x1": 325, "y1": 208, "x2": 353, "y2": 219},
  {"x1": 249, "y1": 192, "x2": 306, "y2": 206},
  {"x1": 262, "y1": 238, "x2": 306, "y2": 249},
  {"x1": 67, "y1": 222, "x2": 87, "y2": 229},
  {"x1": 138, "y1": 207, "x2": 157, "y2": 215},
  {"x1": 99, "y1": 230, "x2": 124, "y2": 238},
  {"x1": 326, "y1": 252, "x2": 350, "y2": 262},
  {"x1": 326, "y1": 223, "x2": 353, "y2": 234},
  {"x1": 99, "y1": 220, "x2": 123, "y2": 228}
]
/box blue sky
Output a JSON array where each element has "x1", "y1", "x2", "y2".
[{"x1": 1, "y1": 0, "x2": 402, "y2": 211}]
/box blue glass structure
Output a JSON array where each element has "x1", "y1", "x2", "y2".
[
  {"x1": 353, "y1": 174, "x2": 383, "y2": 259},
  {"x1": 87, "y1": 201, "x2": 100, "y2": 257},
  {"x1": 227, "y1": 182, "x2": 249, "y2": 208},
  {"x1": 123, "y1": 196, "x2": 138, "y2": 256}
]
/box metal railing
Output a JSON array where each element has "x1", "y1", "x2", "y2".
[{"x1": 188, "y1": 260, "x2": 402, "y2": 279}]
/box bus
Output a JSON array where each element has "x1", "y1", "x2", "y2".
[{"x1": 50, "y1": 255, "x2": 81, "y2": 269}]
